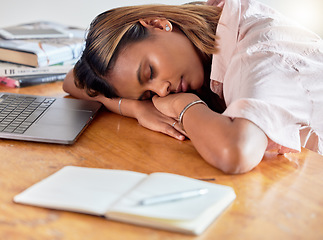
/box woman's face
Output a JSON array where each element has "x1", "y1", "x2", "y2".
[{"x1": 108, "y1": 25, "x2": 205, "y2": 100}]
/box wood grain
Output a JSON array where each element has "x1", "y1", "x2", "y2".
[{"x1": 1, "y1": 82, "x2": 322, "y2": 240}]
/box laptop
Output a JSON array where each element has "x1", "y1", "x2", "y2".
[{"x1": 0, "y1": 92, "x2": 102, "y2": 144}]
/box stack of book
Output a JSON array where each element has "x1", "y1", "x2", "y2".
[{"x1": 0, "y1": 21, "x2": 85, "y2": 88}]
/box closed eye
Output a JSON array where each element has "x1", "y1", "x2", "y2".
[
  {"x1": 149, "y1": 65, "x2": 154, "y2": 80},
  {"x1": 137, "y1": 63, "x2": 156, "y2": 100}
]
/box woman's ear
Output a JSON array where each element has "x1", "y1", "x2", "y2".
[{"x1": 139, "y1": 18, "x2": 173, "y2": 32}]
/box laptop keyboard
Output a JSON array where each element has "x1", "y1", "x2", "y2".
[{"x1": 0, "y1": 94, "x2": 55, "y2": 134}]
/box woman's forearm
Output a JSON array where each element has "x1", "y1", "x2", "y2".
[
  {"x1": 180, "y1": 103, "x2": 268, "y2": 174},
  {"x1": 62, "y1": 70, "x2": 139, "y2": 118},
  {"x1": 161, "y1": 94, "x2": 268, "y2": 174},
  {"x1": 62, "y1": 70, "x2": 95, "y2": 101}
]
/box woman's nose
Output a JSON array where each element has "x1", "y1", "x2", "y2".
[{"x1": 152, "y1": 81, "x2": 171, "y2": 97}]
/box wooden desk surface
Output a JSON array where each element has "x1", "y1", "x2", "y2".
[{"x1": 1, "y1": 82, "x2": 322, "y2": 240}]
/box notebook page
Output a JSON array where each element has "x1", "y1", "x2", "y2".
[
  {"x1": 14, "y1": 166, "x2": 147, "y2": 215},
  {"x1": 109, "y1": 172, "x2": 235, "y2": 221}
]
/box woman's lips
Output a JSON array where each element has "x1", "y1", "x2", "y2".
[
  {"x1": 181, "y1": 77, "x2": 188, "y2": 92},
  {"x1": 176, "y1": 76, "x2": 188, "y2": 93}
]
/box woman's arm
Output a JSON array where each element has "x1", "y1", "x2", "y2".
[
  {"x1": 63, "y1": 70, "x2": 122, "y2": 114},
  {"x1": 62, "y1": 70, "x2": 185, "y2": 140},
  {"x1": 152, "y1": 93, "x2": 268, "y2": 174}
]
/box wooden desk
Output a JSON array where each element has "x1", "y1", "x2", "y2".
[{"x1": 1, "y1": 82, "x2": 322, "y2": 240}]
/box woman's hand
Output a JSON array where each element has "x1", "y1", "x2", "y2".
[
  {"x1": 152, "y1": 93, "x2": 201, "y2": 119},
  {"x1": 132, "y1": 100, "x2": 186, "y2": 141}
]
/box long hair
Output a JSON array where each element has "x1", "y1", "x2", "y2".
[{"x1": 74, "y1": 3, "x2": 222, "y2": 98}]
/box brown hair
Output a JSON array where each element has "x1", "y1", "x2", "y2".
[{"x1": 74, "y1": 3, "x2": 222, "y2": 98}]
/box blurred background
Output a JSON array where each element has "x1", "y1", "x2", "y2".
[
  {"x1": 0, "y1": 0, "x2": 322, "y2": 37},
  {"x1": 259, "y1": 0, "x2": 322, "y2": 38}
]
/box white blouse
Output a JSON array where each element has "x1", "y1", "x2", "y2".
[{"x1": 208, "y1": 0, "x2": 323, "y2": 154}]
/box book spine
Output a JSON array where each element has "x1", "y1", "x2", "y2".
[
  {"x1": 0, "y1": 33, "x2": 84, "y2": 67},
  {"x1": 0, "y1": 65, "x2": 73, "y2": 77}
]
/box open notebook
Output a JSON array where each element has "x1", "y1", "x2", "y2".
[{"x1": 14, "y1": 166, "x2": 236, "y2": 235}]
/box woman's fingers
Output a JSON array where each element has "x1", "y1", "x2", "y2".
[
  {"x1": 164, "y1": 120, "x2": 186, "y2": 141},
  {"x1": 170, "y1": 120, "x2": 187, "y2": 137},
  {"x1": 134, "y1": 100, "x2": 186, "y2": 141}
]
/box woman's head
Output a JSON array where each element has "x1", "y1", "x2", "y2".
[{"x1": 74, "y1": 3, "x2": 221, "y2": 99}]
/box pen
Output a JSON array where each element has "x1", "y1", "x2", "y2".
[{"x1": 138, "y1": 188, "x2": 209, "y2": 206}]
